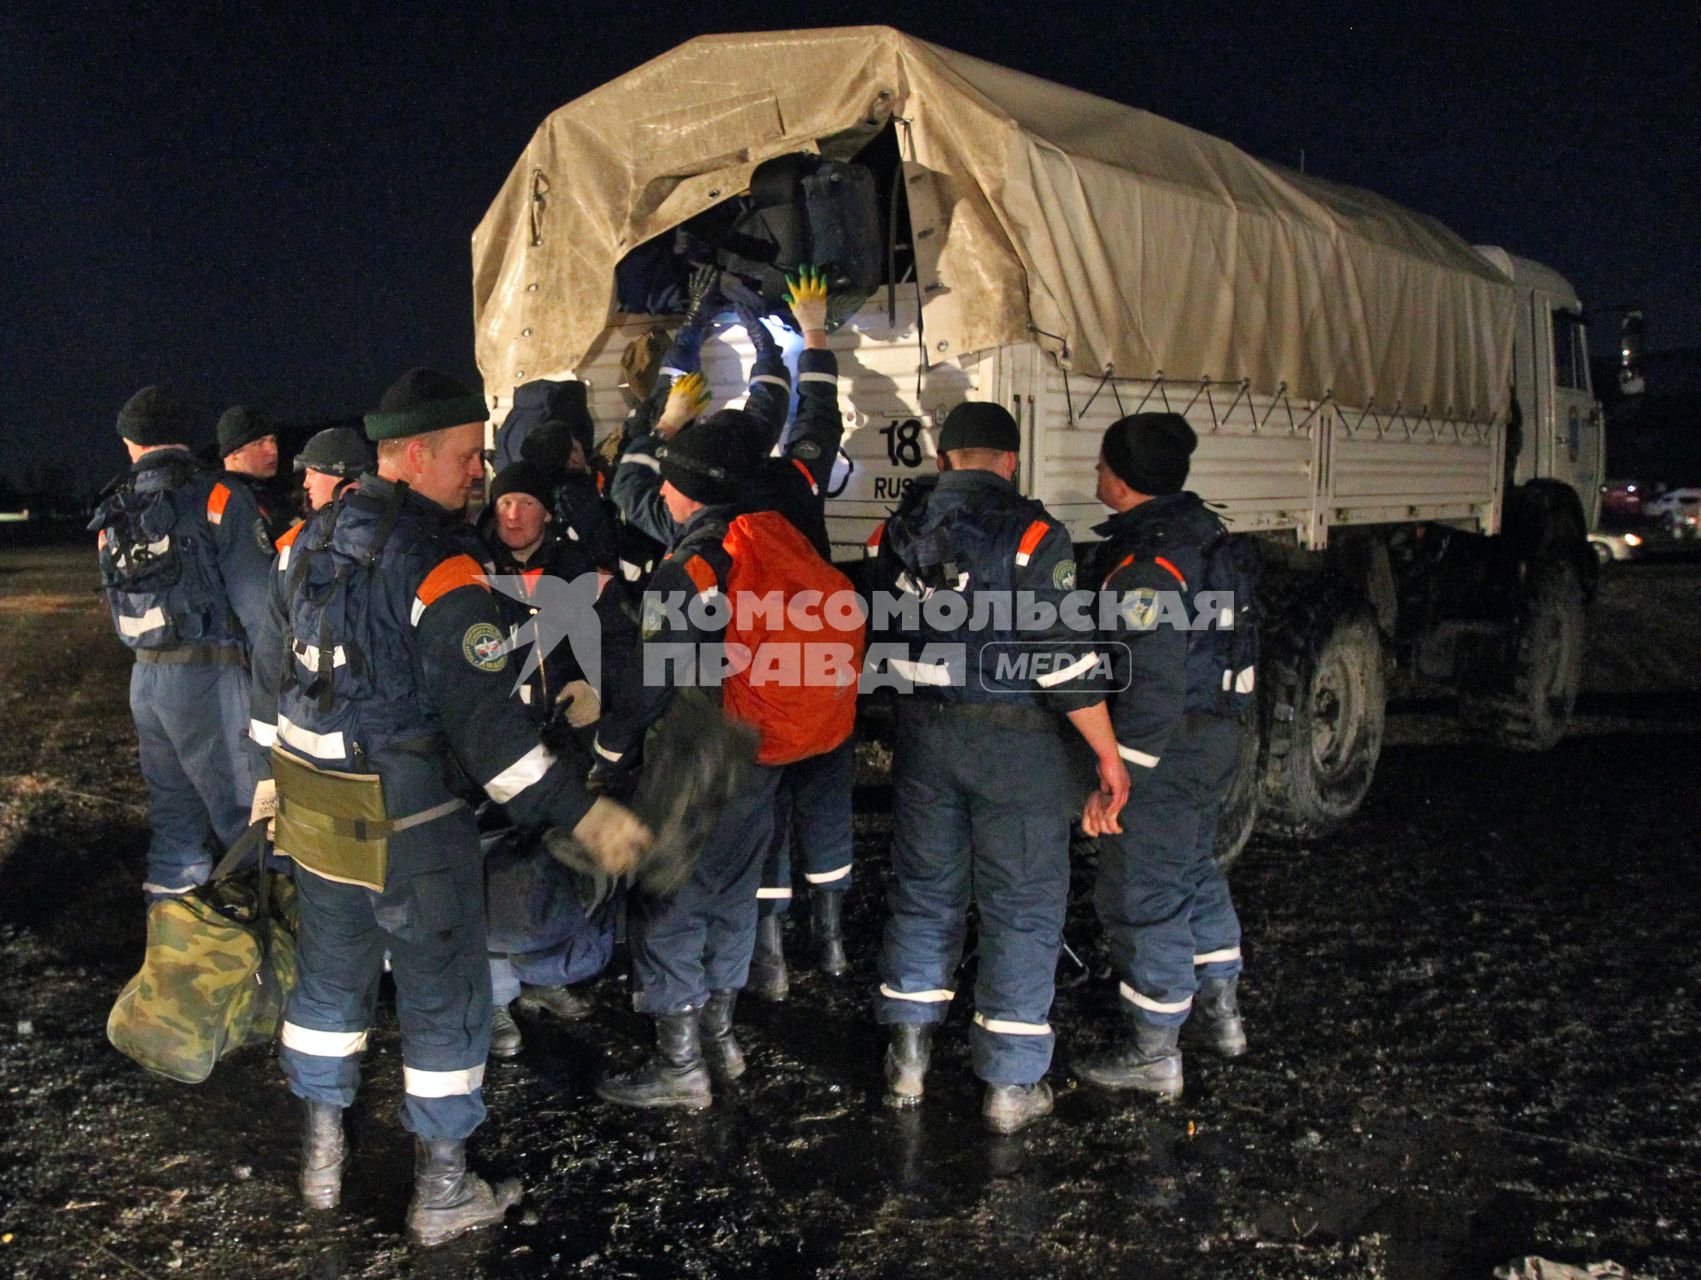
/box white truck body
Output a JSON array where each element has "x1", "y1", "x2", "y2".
[{"x1": 517, "y1": 286, "x2": 1515, "y2": 561}]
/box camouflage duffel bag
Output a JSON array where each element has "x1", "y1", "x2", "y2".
[{"x1": 108, "y1": 824, "x2": 297, "y2": 1084}]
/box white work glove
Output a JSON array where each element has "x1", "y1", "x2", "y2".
[
  {"x1": 557, "y1": 679, "x2": 602, "y2": 729},
  {"x1": 784, "y1": 264, "x2": 830, "y2": 335},
  {"x1": 546, "y1": 796, "x2": 652, "y2": 877},
  {"x1": 249, "y1": 778, "x2": 278, "y2": 839}
]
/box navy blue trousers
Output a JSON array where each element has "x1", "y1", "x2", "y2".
[
  {"x1": 629, "y1": 763, "x2": 782, "y2": 1013},
  {"x1": 1094, "y1": 713, "x2": 1244, "y2": 1027},
  {"x1": 757, "y1": 736, "x2": 856, "y2": 918},
  {"x1": 129, "y1": 658, "x2": 257, "y2": 900},
  {"x1": 876, "y1": 706, "x2": 1072, "y2": 1086},
  {"x1": 280, "y1": 835, "x2": 492, "y2": 1141}
]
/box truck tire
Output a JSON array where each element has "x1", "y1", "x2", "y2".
[
  {"x1": 1258, "y1": 600, "x2": 1386, "y2": 842},
  {"x1": 1212, "y1": 708, "x2": 1262, "y2": 868},
  {"x1": 1460, "y1": 558, "x2": 1585, "y2": 751}
]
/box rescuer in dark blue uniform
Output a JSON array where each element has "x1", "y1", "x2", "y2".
[
  {"x1": 740, "y1": 268, "x2": 858, "y2": 996},
  {"x1": 865, "y1": 401, "x2": 1131, "y2": 1134},
  {"x1": 294, "y1": 427, "x2": 370, "y2": 519},
  {"x1": 479, "y1": 460, "x2": 624, "y2": 1055},
  {"x1": 251, "y1": 369, "x2": 652, "y2": 1246},
  {"x1": 1074, "y1": 412, "x2": 1250, "y2": 1102},
  {"x1": 93, "y1": 386, "x2": 273, "y2": 903},
  {"x1": 593, "y1": 419, "x2": 787, "y2": 1111},
  {"x1": 217, "y1": 404, "x2": 295, "y2": 544},
  {"x1": 609, "y1": 267, "x2": 856, "y2": 998}
]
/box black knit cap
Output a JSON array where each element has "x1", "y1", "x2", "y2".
[
  {"x1": 116, "y1": 386, "x2": 192, "y2": 446},
  {"x1": 937, "y1": 401, "x2": 1020, "y2": 454},
  {"x1": 364, "y1": 367, "x2": 488, "y2": 442},
  {"x1": 658, "y1": 418, "x2": 756, "y2": 506},
  {"x1": 488, "y1": 460, "x2": 557, "y2": 512},
  {"x1": 521, "y1": 419, "x2": 579, "y2": 478},
  {"x1": 294, "y1": 427, "x2": 370, "y2": 477},
  {"x1": 217, "y1": 404, "x2": 275, "y2": 457},
  {"x1": 1102, "y1": 412, "x2": 1197, "y2": 495}
]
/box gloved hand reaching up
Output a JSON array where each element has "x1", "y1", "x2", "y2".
[
  {"x1": 682, "y1": 264, "x2": 721, "y2": 332},
  {"x1": 735, "y1": 299, "x2": 779, "y2": 362},
  {"x1": 785, "y1": 265, "x2": 831, "y2": 349},
  {"x1": 656, "y1": 371, "x2": 709, "y2": 439}
]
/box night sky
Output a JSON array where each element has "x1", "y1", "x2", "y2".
[{"x1": 5, "y1": 0, "x2": 1697, "y2": 497}]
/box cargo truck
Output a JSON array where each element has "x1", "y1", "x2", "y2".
[{"x1": 471, "y1": 27, "x2": 1602, "y2": 859}]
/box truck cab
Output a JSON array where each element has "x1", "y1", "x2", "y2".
[{"x1": 1476, "y1": 247, "x2": 1604, "y2": 527}]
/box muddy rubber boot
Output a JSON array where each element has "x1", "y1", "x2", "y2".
[
  {"x1": 746, "y1": 915, "x2": 789, "y2": 1002},
  {"x1": 1074, "y1": 1018, "x2": 1183, "y2": 1100},
  {"x1": 810, "y1": 891, "x2": 849, "y2": 977},
  {"x1": 1191, "y1": 976, "x2": 1247, "y2": 1057},
  {"x1": 515, "y1": 983, "x2": 593, "y2": 1021},
  {"x1": 700, "y1": 989, "x2": 746, "y2": 1081},
  {"x1": 883, "y1": 1024, "x2": 933, "y2": 1109},
  {"x1": 982, "y1": 1081, "x2": 1054, "y2": 1134},
  {"x1": 489, "y1": 1005, "x2": 523, "y2": 1059},
  {"x1": 595, "y1": 1011, "x2": 713, "y2": 1110},
  {"x1": 405, "y1": 1139, "x2": 522, "y2": 1248},
  {"x1": 299, "y1": 1100, "x2": 345, "y2": 1211}
]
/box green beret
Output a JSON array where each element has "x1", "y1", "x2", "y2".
[{"x1": 364, "y1": 367, "x2": 488, "y2": 442}]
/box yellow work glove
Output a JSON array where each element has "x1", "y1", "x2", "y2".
[
  {"x1": 656, "y1": 370, "x2": 709, "y2": 439},
  {"x1": 784, "y1": 265, "x2": 830, "y2": 335}
]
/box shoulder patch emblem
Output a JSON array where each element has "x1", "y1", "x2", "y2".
[
  {"x1": 1053, "y1": 558, "x2": 1077, "y2": 591},
  {"x1": 1121, "y1": 587, "x2": 1160, "y2": 631},
  {"x1": 461, "y1": 621, "x2": 509, "y2": 672}
]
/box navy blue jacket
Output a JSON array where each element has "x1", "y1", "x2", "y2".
[
  {"x1": 865, "y1": 467, "x2": 1106, "y2": 715},
  {"x1": 250, "y1": 475, "x2": 598, "y2": 862},
  {"x1": 92, "y1": 447, "x2": 273, "y2": 652},
  {"x1": 1093, "y1": 491, "x2": 1228, "y2": 773}
]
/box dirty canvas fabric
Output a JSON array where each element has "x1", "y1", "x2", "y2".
[{"x1": 473, "y1": 26, "x2": 1515, "y2": 423}]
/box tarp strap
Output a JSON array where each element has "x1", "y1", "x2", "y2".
[{"x1": 1078, "y1": 365, "x2": 1116, "y2": 420}]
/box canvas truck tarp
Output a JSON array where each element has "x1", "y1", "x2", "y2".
[{"x1": 472, "y1": 26, "x2": 1516, "y2": 423}]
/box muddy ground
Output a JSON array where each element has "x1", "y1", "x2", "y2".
[{"x1": 1, "y1": 538, "x2": 1698, "y2": 1279}]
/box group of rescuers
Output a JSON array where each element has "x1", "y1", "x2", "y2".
[{"x1": 95, "y1": 266, "x2": 1253, "y2": 1247}]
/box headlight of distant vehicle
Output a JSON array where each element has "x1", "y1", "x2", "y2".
[{"x1": 1624, "y1": 532, "x2": 1643, "y2": 547}]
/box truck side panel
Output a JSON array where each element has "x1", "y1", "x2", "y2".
[{"x1": 518, "y1": 291, "x2": 1505, "y2": 557}]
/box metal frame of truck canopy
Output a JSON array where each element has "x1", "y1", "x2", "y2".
[{"x1": 473, "y1": 25, "x2": 1519, "y2": 439}]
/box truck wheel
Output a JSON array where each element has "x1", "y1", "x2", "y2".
[
  {"x1": 1212, "y1": 709, "x2": 1262, "y2": 868},
  {"x1": 1461, "y1": 559, "x2": 1585, "y2": 751},
  {"x1": 1258, "y1": 603, "x2": 1386, "y2": 842}
]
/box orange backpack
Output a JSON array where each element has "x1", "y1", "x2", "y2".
[{"x1": 719, "y1": 510, "x2": 865, "y2": 765}]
